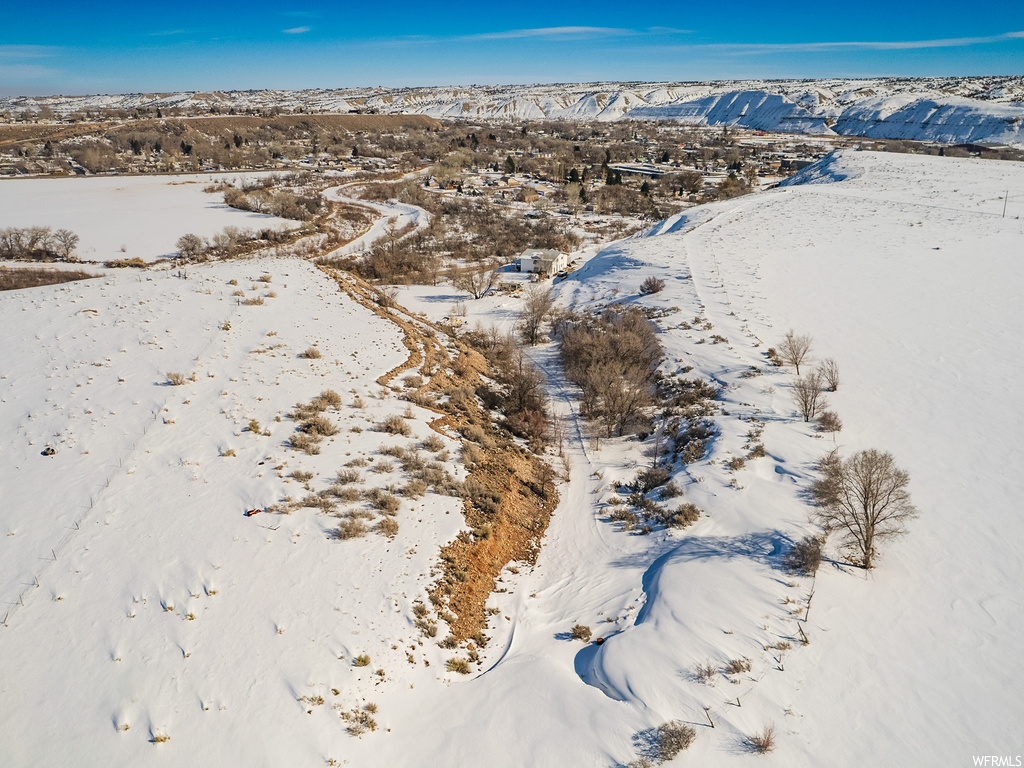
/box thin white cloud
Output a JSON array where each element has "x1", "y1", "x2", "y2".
[
  {"x1": 675, "y1": 31, "x2": 1024, "y2": 55},
  {"x1": 647, "y1": 27, "x2": 692, "y2": 35},
  {"x1": 466, "y1": 26, "x2": 635, "y2": 41},
  {"x1": 283, "y1": 26, "x2": 312, "y2": 35}
]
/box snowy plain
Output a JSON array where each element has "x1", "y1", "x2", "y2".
[
  {"x1": 1, "y1": 150, "x2": 1022, "y2": 766},
  {"x1": 0, "y1": 173, "x2": 298, "y2": 264}
]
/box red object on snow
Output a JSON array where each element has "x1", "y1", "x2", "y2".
[{"x1": 244, "y1": 509, "x2": 262, "y2": 517}]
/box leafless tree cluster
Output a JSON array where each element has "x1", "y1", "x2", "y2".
[
  {"x1": 559, "y1": 308, "x2": 664, "y2": 437},
  {"x1": 811, "y1": 449, "x2": 917, "y2": 569},
  {"x1": 462, "y1": 326, "x2": 551, "y2": 448},
  {"x1": 0, "y1": 226, "x2": 79, "y2": 261},
  {"x1": 223, "y1": 186, "x2": 322, "y2": 220},
  {"x1": 175, "y1": 225, "x2": 301, "y2": 262}
]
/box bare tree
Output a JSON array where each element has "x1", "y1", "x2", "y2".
[
  {"x1": 792, "y1": 371, "x2": 826, "y2": 422},
  {"x1": 451, "y1": 262, "x2": 498, "y2": 299},
  {"x1": 817, "y1": 358, "x2": 840, "y2": 391},
  {"x1": 564, "y1": 182, "x2": 584, "y2": 216},
  {"x1": 518, "y1": 285, "x2": 554, "y2": 345},
  {"x1": 811, "y1": 449, "x2": 918, "y2": 569},
  {"x1": 779, "y1": 330, "x2": 813, "y2": 374},
  {"x1": 53, "y1": 229, "x2": 80, "y2": 261}
]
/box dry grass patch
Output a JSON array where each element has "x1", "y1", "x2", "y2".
[
  {"x1": 748, "y1": 723, "x2": 777, "y2": 753},
  {"x1": 657, "y1": 721, "x2": 697, "y2": 760},
  {"x1": 446, "y1": 657, "x2": 471, "y2": 674},
  {"x1": 570, "y1": 624, "x2": 592, "y2": 642},
  {"x1": 694, "y1": 659, "x2": 717, "y2": 685},
  {"x1": 378, "y1": 414, "x2": 411, "y2": 435},
  {"x1": 338, "y1": 517, "x2": 367, "y2": 539},
  {"x1": 300, "y1": 414, "x2": 338, "y2": 437},
  {"x1": 289, "y1": 432, "x2": 322, "y2": 455},
  {"x1": 0, "y1": 266, "x2": 97, "y2": 292}
]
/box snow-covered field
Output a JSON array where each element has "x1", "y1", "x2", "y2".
[
  {"x1": 0, "y1": 173, "x2": 298, "y2": 263},
  {"x1": 2, "y1": 150, "x2": 1022, "y2": 766}
]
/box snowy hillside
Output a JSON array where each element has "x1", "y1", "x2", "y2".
[
  {"x1": 1, "y1": 150, "x2": 1022, "y2": 766},
  {"x1": 548, "y1": 148, "x2": 1024, "y2": 764},
  {"x1": 4, "y1": 76, "x2": 1024, "y2": 146}
]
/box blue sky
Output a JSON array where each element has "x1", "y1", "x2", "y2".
[{"x1": 2, "y1": 1, "x2": 1023, "y2": 96}]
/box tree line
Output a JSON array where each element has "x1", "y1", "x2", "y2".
[{"x1": 0, "y1": 226, "x2": 79, "y2": 261}]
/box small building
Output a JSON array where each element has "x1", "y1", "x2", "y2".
[{"x1": 518, "y1": 248, "x2": 568, "y2": 275}]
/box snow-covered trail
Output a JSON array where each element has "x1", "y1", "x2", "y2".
[{"x1": 321, "y1": 183, "x2": 431, "y2": 257}]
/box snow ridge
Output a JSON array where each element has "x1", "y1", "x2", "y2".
[{"x1": 4, "y1": 77, "x2": 1024, "y2": 146}]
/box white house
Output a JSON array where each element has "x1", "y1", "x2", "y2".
[{"x1": 518, "y1": 248, "x2": 568, "y2": 275}]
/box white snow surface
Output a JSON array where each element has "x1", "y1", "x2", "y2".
[
  {"x1": 2, "y1": 152, "x2": 1023, "y2": 766},
  {"x1": 0, "y1": 173, "x2": 299, "y2": 263}
]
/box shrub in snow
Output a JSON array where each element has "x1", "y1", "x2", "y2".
[
  {"x1": 785, "y1": 536, "x2": 824, "y2": 576},
  {"x1": 694, "y1": 659, "x2": 717, "y2": 685},
  {"x1": 816, "y1": 410, "x2": 843, "y2": 433},
  {"x1": 666, "y1": 503, "x2": 701, "y2": 528},
  {"x1": 639, "y1": 276, "x2": 666, "y2": 295},
  {"x1": 571, "y1": 624, "x2": 592, "y2": 642},
  {"x1": 337, "y1": 518, "x2": 367, "y2": 540},
  {"x1": 446, "y1": 657, "x2": 471, "y2": 674},
  {"x1": 632, "y1": 466, "x2": 670, "y2": 493},
  {"x1": 657, "y1": 721, "x2": 697, "y2": 760},
  {"x1": 379, "y1": 415, "x2": 411, "y2": 436},
  {"x1": 300, "y1": 414, "x2": 338, "y2": 437},
  {"x1": 748, "y1": 723, "x2": 777, "y2": 754}
]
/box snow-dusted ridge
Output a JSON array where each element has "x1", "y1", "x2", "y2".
[{"x1": 4, "y1": 77, "x2": 1024, "y2": 146}]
